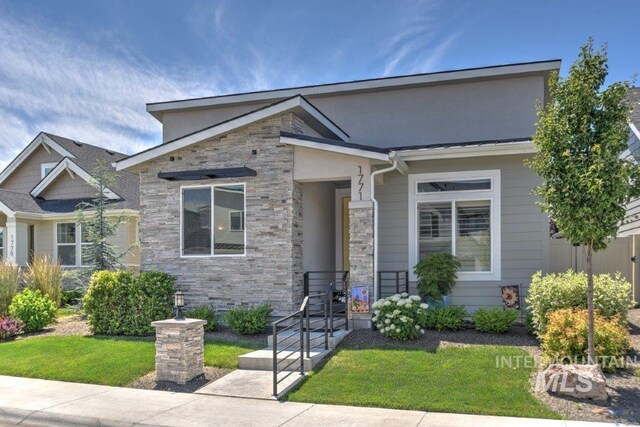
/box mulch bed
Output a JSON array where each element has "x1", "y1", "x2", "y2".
[
  {"x1": 205, "y1": 326, "x2": 269, "y2": 346},
  {"x1": 128, "y1": 366, "x2": 231, "y2": 393},
  {"x1": 16, "y1": 315, "x2": 91, "y2": 340}
]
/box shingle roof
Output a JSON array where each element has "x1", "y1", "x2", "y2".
[
  {"x1": 0, "y1": 133, "x2": 139, "y2": 215},
  {"x1": 628, "y1": 88, "x2": 640, "y2": 127}
]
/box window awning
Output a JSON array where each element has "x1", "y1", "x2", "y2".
[{"x1": 157, "y1": 167, "x2": 257, "y2": 181}]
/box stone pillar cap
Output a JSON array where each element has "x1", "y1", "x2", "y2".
[{"x1": 151, "y1": 318, "x2": 207, "y2": 328}]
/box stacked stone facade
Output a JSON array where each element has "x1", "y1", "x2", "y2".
[
  {"x1": 151, "y1": 319, "x2": 206, "y2": 384},
  {"x1": 139, "y1": 113, "x2": 304, "y2": 315},
  {"x1": 348, "y1": 202, "x2": 375, "y2": 328}
]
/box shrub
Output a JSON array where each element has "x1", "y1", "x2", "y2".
[
  {"x1": 527, "y1": 270, "x2": 635, "y2": 335},
  {"x1": 0, "y1": 261, "x2": 21, "y2": 316},
  {"x1": 25, "y1": 255, "x2": 62, "y2": 307},
  {"x1": 524, "y1": 312, "x2": 536, "y2": 336},
  {"x1": 473, "y1": 308, "x2": 519, "y2": 333},
  {"x1": 9, "y1": 289, "x2": 56, "y2": 333},
  {"x1": 61, "y1": 288, "x2": 86, "y2": 307},
  {"x1": 83, "y1": 270, "x2": 175, "y2": 336},
  {"x1": 186, "y1": 305, "x2": 218, "y2": 332},
  {"x1": 61, "y1": 269, "x2": 92, "y2": 306},
  {"x1": 0, "y1": 317, "x2": 24, "y2": 340},
  {"x1": 372, "y1": 293, "x2": 428, "y2": 340},
  {"x1": 224, "y1": 304, "x2": 272, "y2": 335},
  {"x1": 414, "y1": 253, "x2": 461, "y2": 301},
  {"x1": 541, "y1": 308, "x2": 630, "y2": 371},
  {"x1": 422, "y1": 305, "x2": 467, "y2": 331}
]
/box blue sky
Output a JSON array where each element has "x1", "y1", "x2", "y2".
[{"x1": 0, "y1": 0, "x2": 638, "y2": 169}]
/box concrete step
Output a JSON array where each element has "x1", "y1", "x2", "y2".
[
  {"x1": 267, "y1": 329, "x2": 350, "y2": 349},
  {"x1": 238, "y1": 348, "x2": 330, "y2": 371}
]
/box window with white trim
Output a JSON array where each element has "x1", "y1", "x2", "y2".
[
  {"x1": 56, "y1": 223, "x2": 91, "y2": 266},
  {"x1": 409, "y1": 170, "x2": 501, "y2": 281},
  {"x1": 181, "y1": 184, "x2": 246, "y2": 257},
  {"x1": 41, "y1": 162, "x2": 57, "y2": 178}
]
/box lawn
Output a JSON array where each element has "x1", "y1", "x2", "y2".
[
  {"x1": 56, "y1": 307, "x2": 81, "y2": 318},
  {"x1": 287, "y1": 345, "x2": 560, "y2": 419},
  {"x1": 0, "y1": 335, "x2": 261, "y2": 386}
]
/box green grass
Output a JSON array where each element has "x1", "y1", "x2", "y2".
[
  {"x1": 0, "y1": 335, "x2": 260, "y2": 386},
  {"x1": 287, "y1": 346, "x2": 560, "y2": 419},
  {"x1": 56, "y1": 307, "x2": 81, "y2": 318}
]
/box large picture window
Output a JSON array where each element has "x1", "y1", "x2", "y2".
[
  {"x1": 409, "y1": 170, "x2": 501, "y2": 281},
  {"x1": 56, "y1": 223, "x2": 91, "y2": 266},
  {"x1": 181, "y1": 184, "x2": 246, "y2": 257}
]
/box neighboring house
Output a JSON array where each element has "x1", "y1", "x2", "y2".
[{"x1": 0, "y1": 132, "x2": 140, "y2": 269}]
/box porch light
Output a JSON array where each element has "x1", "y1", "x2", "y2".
[{"x1": 174, "y1": 291, "x2": 185, "y2": 321}]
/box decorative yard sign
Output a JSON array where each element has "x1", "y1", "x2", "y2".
[
  {"x1": 501, "y1": 285, "x2": 521, "y2": 310},
  {"x1": 351, "y1": 285, "x2": 369, "y2": 313}
]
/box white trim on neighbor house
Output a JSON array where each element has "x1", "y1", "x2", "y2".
[
  {"x1": 10, "y1": 209, "x2": 139, "y2": 222},
  {"x1": 280, "y1": 135, "x2": 390, "y2": 161},
  {"x1": 53, "y1": 221, "x2": 90, "y2": 267},
  {"x1": 117, "y1": 96, "x2": 349, "y2": 171},
  {"x1": 146, "y1": 60, "x2": 561, "y2": 117},
  {"x1": 408, "y1": 169, "x2": 502, "y2": 282},
  {"x1": 396, "y1": 141, "x2": 536, "y2": 161},
  {"x1": 179, "y1": 183, "x2": 247, "y2": 258},
  {"x1": 631, "y1": 123, "x2": 640, "y2": 141},
  {"x1": 0, "y1": 133, "x2": 77, "y2": 186},
  {"x1": 40, "y1": 162, "x2": 58, "y2": 179},
  {"x1": 30, "y1": 158, "x2": 121, "y2": 200}
]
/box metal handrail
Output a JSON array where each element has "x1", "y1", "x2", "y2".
[{"x1": 272, "y1": 297, "x2": 308, "y2": 396}]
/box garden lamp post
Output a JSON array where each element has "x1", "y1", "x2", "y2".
[{"x1": 174, "y1": 291, "x2": 185, "y2": 321}]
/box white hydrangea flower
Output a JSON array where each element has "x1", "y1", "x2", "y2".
[
  {"x1": 401, "y1": 292, "x2": 409, "y2": 298},
  {"x1": 393, "y1": 309, "x2": 400, "y2": 315},
  {"x1": 390, "y1": 324, "x2": 396, "y2": 330},
  {"x1": 411, "y1": 295, "x2": 421, "y2": 301},
  {"x1": 415, "y1": 325, "x2": 420, "y2": 330},
  {"x1": 420, "y1": 329, "x2": 425, "y2": 334},
  {"x1": 420, "y1": 303, "x2": 429, "y2": 309},
  {"x1": 372, "y1": 316, "x2": 378, "y2": 322},
  {"x1": 384, "y1": 301, "x2": 392, "y2": 306},
  {"x1": 396, "y1": 300, "x2": 404, "y2": 307},
  {"x1": 385, "y1": 319, "x2": 390, "y2": 324},
  {"x1": 391, "y1": 295, "x2": 400, "y2": 302}
]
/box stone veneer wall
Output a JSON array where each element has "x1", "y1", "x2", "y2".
[
  {"x1": 348, "y1": 202, "x2": 374, "y2": 328},
  {"x1": 139, "y1": 113, "x2": 304, "y2": 315}
]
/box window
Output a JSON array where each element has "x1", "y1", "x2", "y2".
[
  {"x1": 56, "y1": 223, "x2": 91, "y2": 266},
  {"x1": 181, "y1": 184, "x2": 246, "y2": 257},
  {"x1": 41, "y1": 162, "x2": 57, "y2": 178},
  {"x1": 409, "y1": 170, "x2": 501, "y2": 281}
]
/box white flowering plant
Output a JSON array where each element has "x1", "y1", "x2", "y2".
[{"x1": 372, "y1": 293, "x2": 428, "y2": 340}]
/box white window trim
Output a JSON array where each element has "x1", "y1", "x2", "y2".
[
  {"x1": 180, "y1": 183, "x2": 247, "y2": 258},
  {"x1": 41, "y1": 162, "x2": 58, "y2": 179},
  {"x1": 54, "y1": 222, "x2": 91, "y2": 267},
  {"x1": 229, "y1": 210, "x2": 245, "y2": 232},
  {"x1": 408, "y1": 170, "x2": 501, "y2": 281}
]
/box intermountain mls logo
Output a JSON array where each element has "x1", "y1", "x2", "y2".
[{"x1": 495, "y1": 355, "x2": 638, "y2": 392}]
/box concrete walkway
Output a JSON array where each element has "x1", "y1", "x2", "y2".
[{"x1": 0, "y1": 375, "x2": 623, "y2": 427}]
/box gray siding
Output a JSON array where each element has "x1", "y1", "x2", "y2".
[
  {"x1": 1, "y1": 146, "x2": 63, "y2": 193},
  {"x1": 376, "y1": 154, "x2": 548, "y2": 311},
  {"x1": 39, "y1": 172, "x2": 96, "y2": 200},
  {"x1": 161, "y1": 76, "x2": 545, "y2": 148}
]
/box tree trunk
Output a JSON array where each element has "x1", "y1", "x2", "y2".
[{"x1": 586, "y1": 243, "x2": 596, "y2": 364}]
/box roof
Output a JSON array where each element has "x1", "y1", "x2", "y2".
[
  {"x1": 146, "y1": 59, "x2": 562, "y2": 120},
  {"x1": 629, "y1": 88, "x2": 640, "y2": 127},
  {"x1": 0, "y1": 132, "x2": 139, "y2": 216},
  {"x1": 117, "y1": 95, "x2": 348, "y2": 171}
]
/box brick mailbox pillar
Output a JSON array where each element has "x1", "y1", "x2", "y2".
[{"x1": 150, "y1": 318, "x2": 207, "y2": 384}]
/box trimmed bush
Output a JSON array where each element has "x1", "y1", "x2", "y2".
[
  {"x1": 473, "y1": 308, "x2": 519, "y2": 333},
  {"x1": 25, "y1": 255, "x2": 62, "y2": 307},
  {"x1": 9, "y1": 289, "x2": 56, "y2": 333},
  {"x1": 422, "y1": 305, "x2": 467, "y2": 331},
  {"x1": 186, "y1": 305, "x2": 218, "y2": 332},
  {"x1": 541, "y1": 308, "x2": 630, "y2": 371},
  {"x1": 372, "y1": 293, "x2": 428, "y2": 340},
  {"x1": 224, "y1": 304, "x2": 272, "y2": 335},
  {"x1": 61, "y1": 269, "x2": 91, "y2": 307},
  {"x1": 524, "y1": 312, "x2": 535, "y2": 336},
  {"x1": 414, "y1": 253, "x2": 461, "y2": 301},
  {"x1": 0, "y1": 261, "x2": 21, "y2": 316},
  {"x1": 527, "y1": 270, "x2": 635, "y2": 335},
  {"x1": 0, "y1": 317, "x2": 24, "y2": 340},
  {"x1": 83, "y1": 270, "x2": 175, "y2": 336}
]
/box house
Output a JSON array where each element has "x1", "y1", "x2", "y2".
[
  {"x1": 115, "y1": 59, "x2": 589, "y2": 327},
  {"x1": 0, "y1": 132, "x2": 140, "y2": 269}
]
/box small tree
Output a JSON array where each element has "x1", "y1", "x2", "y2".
[
  {"x1": 414, "y1": 252, "x2": 461, "y2": 301},
  {"x1": 528, "y1": 39, "x2": 638, "y2": 363},
  {"x1": 77, "y1": 160, "x2": 129, "y2": 271}
]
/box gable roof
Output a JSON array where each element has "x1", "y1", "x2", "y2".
[
  {"x1": 116, "y1": 95, "x2": 349, "y2": 171},
  {"x1": 146, "y1": 60, "x2": 562, "y2": 119}
]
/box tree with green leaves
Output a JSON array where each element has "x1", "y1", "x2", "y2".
[
  {"x1": 77, "y1": 160, "x2": 130, "y2": 271},
  {"x1": 528, "y1": 38, "x2": 637, "y2": 364}
]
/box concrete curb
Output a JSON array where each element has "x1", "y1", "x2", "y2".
[{"x1": 0, "y1": 406, "x2": 134, "y2": 426}]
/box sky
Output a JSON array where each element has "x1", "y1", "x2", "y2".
[{"x1": 0, "y1": 0, "x2": 638, "y2": 170}]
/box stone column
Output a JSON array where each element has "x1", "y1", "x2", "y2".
[
  {"x1": 348, "y1": 200, "x2": 374, "y2": 329},
  {"x1": 150, "y1": 319, "x2": 206, "y2": 384}
]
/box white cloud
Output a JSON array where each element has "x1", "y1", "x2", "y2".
[{"x1": 0, "y1": 13, "x2": 215, "y2": 170}]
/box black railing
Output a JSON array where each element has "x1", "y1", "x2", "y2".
[
  {"x1": 327, "y1": 281, "x2": 348, "y2": 334},
  {"x1": 272, "y1": 297, "x2": 307, "y2": 397},
  {"x1": 377, "y1": 271, "x2": 409, "y2": 298},
  {"x1": 304, "y1": 271, "x2": 349, "y2": 296}
]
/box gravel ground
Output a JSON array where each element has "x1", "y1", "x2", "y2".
[
  {"x1": 533, "y1": 308, "x2": 640, "y2": 425},
  {"x1": 17, "y1": 315, "x2": 91, "y2": 340},
  {"x1": 128, "y1": 366, "x2": 231, "y2": 393}
]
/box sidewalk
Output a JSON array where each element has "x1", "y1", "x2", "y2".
[{"x1": 0, "y1": 375, "x2": 622, "y2": 427}]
